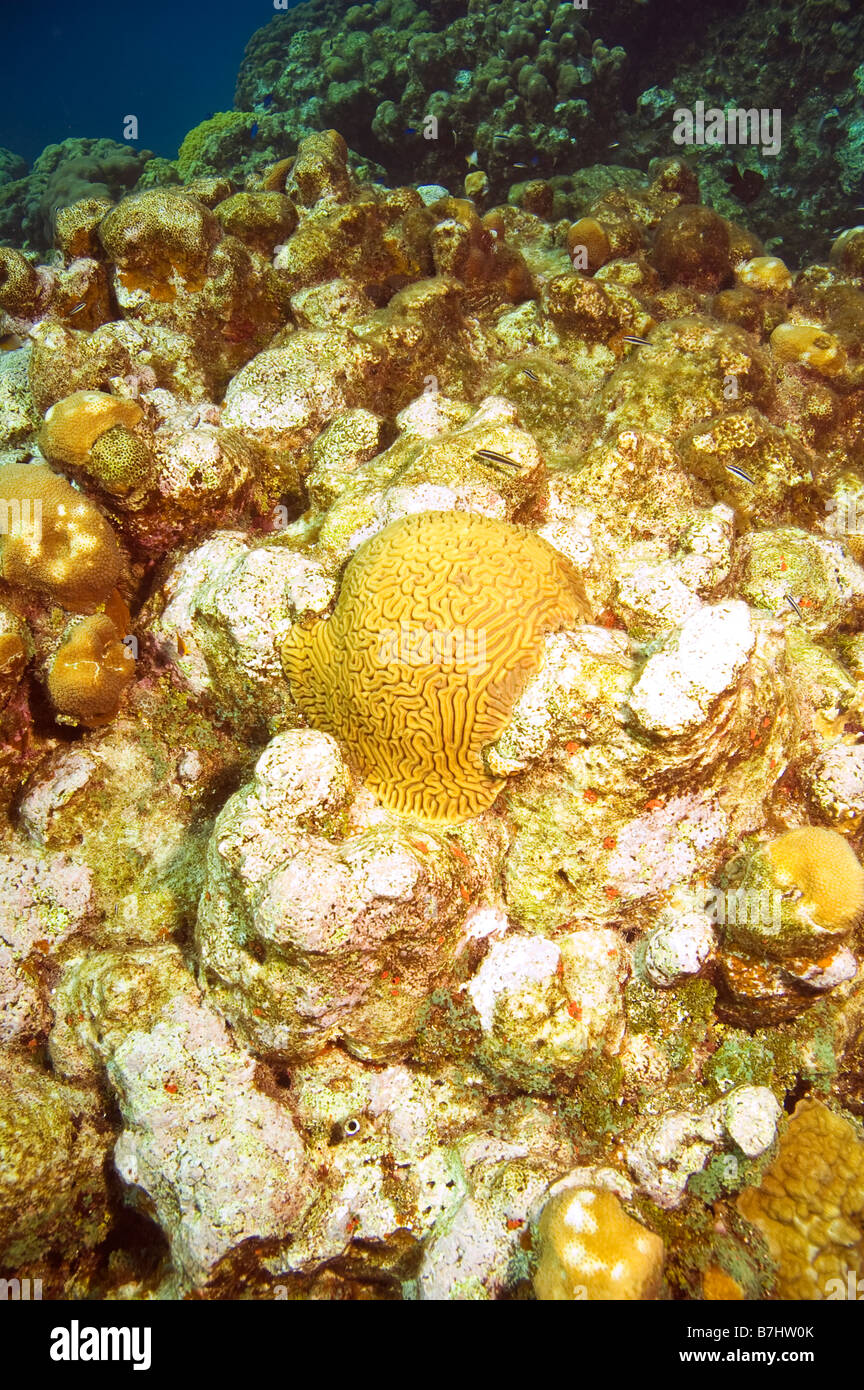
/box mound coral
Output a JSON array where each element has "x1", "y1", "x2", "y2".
[
  {"x1": 534, "y1": 1187, "x2": 665, "y2": 1301},
  {"x1": 0, "y1": 462, "x2": 124, "y2": 611},
  {"x1": 0, "y1": 247, "x2": 42, "y2": 316},
  {"x1": 770, "y1": 323, "x2": 847, "y2": 376},
  {"x1": 715, "y1": 827, "x2": 864, "y2": 1028},
  {"x1": 737, "y1": 1100, "x2": 864, "y2": 1300},
  {"x1": 766, "y1": 827, "x2": 864, "y2": 934},
  {"x1": 47, "y1": 614, "x2": 134, "y2": 726},
  {"x1": 176, "y1": 112, "x2": 255, "y2": 182},
  {"x1": 282, "y1": 511, "x2": 589, "y2": 821},
  {"x1": 39, "y1": 390, "x2": 144, "y2": 469}
]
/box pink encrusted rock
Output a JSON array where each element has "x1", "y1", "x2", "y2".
[{"x1": 51, "y1": 945, "x2": 310, "y2": 1285}]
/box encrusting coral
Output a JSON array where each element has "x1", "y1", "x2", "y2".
[
  {"x1": 737, "y1": 1100, "x2": 864, "y2": 1300},
  {"x1": 282, "y1": 510, "x2": 590, "y2": 821}
]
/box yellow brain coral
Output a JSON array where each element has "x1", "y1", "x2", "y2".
[
  {"x1": 47, "y1": 614, "x2": 134, "y2": 726},
  {"x1": 39, "y1": 391, "x2": 143, "y2": 469},
  {"x1": 0, "y1": 462, "x2": 124, "y2": 611},
  {"x1": 767, "y1": 826, "x2": 864, "y2": 931},
  {"x1": 737, "y1": 1100, "x2": 864, "y2": 1300},
  {"x1": 534, "y1": 1187, "x2": 665, "y2": 1301},
  {"x1": 282, "y1": 511, "x2": 588, "y2": 821}
]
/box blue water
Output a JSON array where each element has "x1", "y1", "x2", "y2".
[{"x1": 0, "y1": 0, "x2": 302, "y2": 167}]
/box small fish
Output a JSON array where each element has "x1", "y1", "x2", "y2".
[
  {"x1": 784, "y1": 594, "x2": 804, "y2": 620},
  {"x1": 521, "y1": 366, "x2": 540, "y2": 382},
  {"x1": 67, "y1": 301, "x2": 87, "y2": 316},
  {"x1": 607, "y1": 141, "x2": 621, "y2": 149},
  {"x1": 405, "y1": 127, "x2": 416, "y2": 135},
  {"x1": 465, "y1": 150, "x2": 480, "y2": 167},
  {"x1": 513, "y1": 161, "x2": 528, "y2": 169},
  {"x1": 725, "y1": 463, "x2": 754, "y2": 485},
  {"x1": 474, "y1": 448, "x2": 520, "y2": 469},
  {"x1": 493, "y1": 135, "x2": 512, "y2": 144},
  {"x1": 250, "y1": 121, "x2": 259, "y2": 140},
  {"x1": 621, "y1": 334, "x2": 651, "y2": 347},
  {"x1": 258, "y1": 93, "x2": 274, "y2": 109}
]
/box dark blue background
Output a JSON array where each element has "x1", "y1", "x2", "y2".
[{"x1": 0, "y1": 0, "x2": 300, "y2": 167}]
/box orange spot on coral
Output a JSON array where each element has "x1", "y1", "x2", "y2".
[
  {"x1": 604, "y1": 886, "x2": 620, "y2": 900},
  {"x1": 506, "y1": 1217, "x2": 524, "y2": 1231},
  {"x1": 448, "y1": 840, "x2": 471, "y2": 868},
  {"x1": 568, "y1": 1002, "x2": 582, "y2": 1019},
  {"x1": 603, "y1": 835, "x2": 617, "y2": 850},
  {"x1": 164, "y1": 1082, "x2": 178, "y2": 1094},
  {"x1": 645, "y1": 798, "x2": 664, "y2": 810},
  {"x1": 584, "y1": 788, "x2": 598, "y2": 803}
]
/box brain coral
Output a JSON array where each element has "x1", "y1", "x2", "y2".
[
  {"x1": 282, "y1": 511, "x2": 589, "y2": 821},
  {"x1": 737, "y1": 1100, "x2": 864, "y2": 1300}
]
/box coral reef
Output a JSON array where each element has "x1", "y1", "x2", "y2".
[{"x1": 2, "y1": 101, "x2": 864, "y2": 1304}]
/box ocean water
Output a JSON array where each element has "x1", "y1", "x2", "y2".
[{"x1": 0, "y1": 0, "x2": 301, "y2": 163}]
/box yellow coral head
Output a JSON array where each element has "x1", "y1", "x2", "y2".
[
  {"x1": 282, "y1": 510, "x2": 589, "y2": 822},
  {"x1": 0, "y1": 463, "x2": 124, "y2": 612},
  {"x1": 47, "y1": 614, "x2": 134, "y2": 726},
  {"x1": 767, "y1": 826, "x2": 864, "y2": 931},
  {"x1": 39, "y1": 391, "x2": 143, "y2": 470}
]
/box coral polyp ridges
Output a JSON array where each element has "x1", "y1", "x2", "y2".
[{"x1": 283, "y1": 511, "x2": 590, "y2": 821}]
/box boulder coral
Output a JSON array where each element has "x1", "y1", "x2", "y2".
[
  {"x1": 47, "y1": 614, "x2": 134, "y2": 727},
  {"x1": 0, "y1": 461, "x2": 125, "y2": 611},
  {"x1": 533, "y1": 1186, "x2": 665, "y2": 1301},
  {"x1": 282, "y1": 511, "x2": 590, "y2": 821}
]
